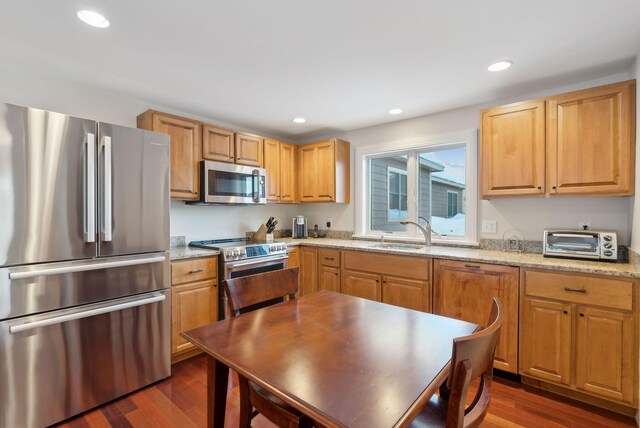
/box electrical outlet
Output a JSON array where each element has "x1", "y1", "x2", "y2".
[
  {"x1": 482, "y1": 220, "x2": 497, "y2": 234},
  {"x1": 325, "y1": 218, "x2": 332, "y2": 229},
  {"x1": 579, "y1": 222, "x2": 591, "y2": 230}
]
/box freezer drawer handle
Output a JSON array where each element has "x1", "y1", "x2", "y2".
[
  {"x1": 8, "y1": 255, "x2": 166, "y2": 280},
  {"x1": 9, "y1": 294, "x2": 166, "y2": 334}
]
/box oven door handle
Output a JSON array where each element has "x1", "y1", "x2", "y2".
[
  {"x1": 225, "y1": 254, "x2": 288, "y2": 270},
  {"x1": 8, "y1": 293, "x2": 166, "y2": 334}
]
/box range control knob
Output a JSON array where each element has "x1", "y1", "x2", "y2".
[
  {"x1": 603, "y1": 250, "x2": 613, "y2": 257},
  {"x1": 603, "y1": 235, "x2": 613, "y2": 242},
  {"x1": 604, "y1": 242, "x2": 613, "y2": 249}
]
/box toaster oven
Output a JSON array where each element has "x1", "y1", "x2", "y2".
[{"x1": 543, "y1": 230, "x2": 617, "y2": 261}]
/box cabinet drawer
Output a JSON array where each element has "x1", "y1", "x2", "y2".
[
  {"x1": 523, "y1": 270, "x2": 633, "y2": 311},
  {"x1": 343, "y1": 251, "x2": 431, "y2": 280},
  {"x1": 172, "y1": 257, "x2": 217, "y2": 285},
  {"x1": 318, "y1": 248, "x2": 340, "y2": 267}
]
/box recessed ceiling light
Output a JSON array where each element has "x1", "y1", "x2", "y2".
[
  {"x1": 77, "y1": 10, "x2": 110, "y2": 28},
  {"x1": 388, "y1": 108, "x2": 403, "y2": 115},
  {"x1": 488, "y1": 61, "x2": 512, "y2": 72},
  {"x1": 292, "y1": 117, "x2": 306, "y2": 124}
]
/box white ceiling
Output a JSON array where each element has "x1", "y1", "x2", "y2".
[{"x1": 0, "y1": 0, "x2": 639, "y2": 140}]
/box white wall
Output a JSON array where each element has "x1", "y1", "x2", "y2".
[
  {"x1": 300, "y1": 71, "x2": 634, "y2": 244},
  {"x1": 0, "y1": 64, "x2": 298, "y2": 242}
]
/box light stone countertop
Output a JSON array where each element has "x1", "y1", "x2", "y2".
[
  {"x1": 281, "y1": 238, "x2": 640, "y2": 279},
  {"x1": 169, "y1": 246, "x2": 220, "y2": 261}
]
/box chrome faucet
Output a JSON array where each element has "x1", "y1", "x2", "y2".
[
  {"x1": 401, "y1": 217, "x2": 432, "y2": 246},
  {"x1": 372, "y1": 225, "x2": 391, "y2": 243}
]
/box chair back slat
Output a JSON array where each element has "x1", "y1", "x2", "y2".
[{"x1": 223, "y1": 267, "x2": 299, "y2": 317}]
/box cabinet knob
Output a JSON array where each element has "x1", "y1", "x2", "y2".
[
  {"x1": 537, "y1": 186, "x2": 542, "y2": 191},
  {"x1": 579, "y1": 313, "x2": 585, "y2": 317},
  {"x1": 562, "y1": 310, "x2": 568, "y2": 314}
]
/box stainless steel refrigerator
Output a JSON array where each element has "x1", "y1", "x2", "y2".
[{"x1": 0, "y1": 102, "x2": 171, "y2": 428}]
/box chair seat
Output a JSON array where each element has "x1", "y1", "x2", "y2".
[{"x1": 409, "y1": 395, "x2": 448, "y2": 428}]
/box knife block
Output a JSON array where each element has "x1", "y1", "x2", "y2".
[{"x1": 254, "y1": 224, "x2": 274, "y2": 243}]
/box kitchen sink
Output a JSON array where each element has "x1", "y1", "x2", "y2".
[{"x1": 368, "y1": 243, "x2": 424, "y2": 251}]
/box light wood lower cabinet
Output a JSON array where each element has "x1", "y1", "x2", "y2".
[
  {"x1": 382, "y1": 276, "x2": 430, "y2": 312},
  {"x1": 170, "y1": 257, "x2": 218, "y2": 363},
  {"x1": 318, "y1": 248, "x2": 341, "y2": 292},
  {"x1": 433, "y1": 259, "x2": 519, "y2": 373},
  {"x1": 342, "y1": 270, "x2": 381, "y2": 301},
  {"x1": 299, "y1": 246, "x2": 318, "y2": 296},
  {"x1": 520, "y1": 269, "x2": 637, "y2": 407}
]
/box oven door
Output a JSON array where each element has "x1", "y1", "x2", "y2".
[
  {"x1": 202, "y1": 160, "x2": 266, "y2": 204},
  {"x1": 221, "y1": 254, "x2": 288, "y2": 318}
]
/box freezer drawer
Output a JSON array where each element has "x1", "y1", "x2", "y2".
[
  {"x1": 0, "y1": 290, "x2": 171, "y2": 428},
  {"x1": 0, "y1": 252, "x2": 169, "y2": 320}
]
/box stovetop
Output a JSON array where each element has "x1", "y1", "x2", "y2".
[{"x1": 190, "y1": 238, "x2": 287, "y2": 262}]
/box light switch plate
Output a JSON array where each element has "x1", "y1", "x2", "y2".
[{"x1": 482, "y1": 220, "x2": 497, "y2": 234}]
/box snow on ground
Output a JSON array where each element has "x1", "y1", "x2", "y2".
[{"x1": 431, "y1": 213, "x2": 465, "y2": 235}]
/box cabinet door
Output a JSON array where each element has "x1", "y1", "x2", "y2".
[
  {"x1": 286, "y1": 247, "x2": 301, "y2": 286},
  {"x1": 547, "y1": 80, "x2": 635, "y2": 196},
  {"x1": 520, "y1": 298, "x2": 572, "y2": 385},
  {"x1": 280, "y1": 142, "x2": 297, "y2": 203},
  {"x1": 151, "y1": 113, "x2": 201, "y2": 200},
  {"x1": 316, "y1": 141, "x2": 336, "y2": 201},
  {"x1": 202, "y1": 125, "x2": 234, "y2": 163},
  {"x1": 235, "y1": 133, "x2": 263, "y2": 167},
  {"x1": 299, "y1": 247, "x2": 318, "y2": 296},
  {"x1": 382, "y1": 275, "x2": 431, "y2": 312},
  {"x1": 434, "y1": 260, "x2": 519, "y2": 373},
  {"x1": 319, "y1": 266, "x2": 340, "y2": 292},
  {"x1": 575, "y1": 306, "x2": 634, "y2": 403},
  {"x1": 171, "y1": 280, "x2": 217, "y2": 354},
  {"x1": 298, "y1": 145, "x2": 318, "y2": 201},
  {"x1": 480, "y1": 100, "x2": 545, "y2": 197},
  {"x1": 342, "y1": 270, "x2": 381, "y2": 301},
  {"x1": 263, "y1": 139, "x2": 281, "y2": 201}
]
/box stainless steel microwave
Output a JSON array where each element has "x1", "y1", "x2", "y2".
[
  {"x1": 192, "y1": 160, "x2": 266, "y2": 205},
  {"x1": 543, "y1": 230, "x2": 617, "y2": 261}
]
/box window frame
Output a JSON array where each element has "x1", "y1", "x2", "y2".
[
  {"x1": 387, "y1": 166, "x2": 408, "y2": 222},
  {"x1": 355, "y1": 129, "x2": 478, "y2": 245}
]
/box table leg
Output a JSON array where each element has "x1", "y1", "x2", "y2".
[{"x1": 207, "y1": 355, "x2": 230, "y2": 428}]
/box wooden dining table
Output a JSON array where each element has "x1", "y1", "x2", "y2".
[{"x1": 181, "y1": 291, "x2": 478, "y2": 428}]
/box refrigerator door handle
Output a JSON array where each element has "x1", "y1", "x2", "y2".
[
  {"x1": 101, "y1": 135, "x2": 113, "y2": 242},
  {"x1": 8, "y1": 255, "x2": 166, "y2": 280},
  {"x1": 84, "y1": 132, "x2": 96, "y2": 243},
  {"x1": 8, "y1": 293, "x2": 166, "y2": 334}
]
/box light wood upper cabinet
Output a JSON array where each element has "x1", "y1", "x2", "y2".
[
  {"x1": 481, "y1": 100, "x2": 546, "y2": 197},
  {"x1": 235, "y1": 132, "x2": 263, "y2": 167},
  {"x1": 480, "y1": 80, "x2": 636, "y2": 198},
  {"x1": 264, "y1": 139, "x2": 281, "y2": 201},
  {"x1": 263, "y1": 138, "x2": 298, "y2": 203},
  {"x1": 137, "y1": 110, "x2": 201, "y2": 200},
  {"x1": 202, "y1": 125, "x2": 235, "y2": 163},
  {"x1": 298, "y1": 138, "x2": 350, "y2": 203},
  {"x1": 433, "y1": 259, "x2": 519, "y2": 373},
  {"x1": 520, "y1": 298, "x2": 572, "y2": 385},
  {"x1": 547, "y1": 80, "x2": 635, "y2": 196}
]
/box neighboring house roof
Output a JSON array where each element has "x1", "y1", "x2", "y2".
[{"x1": 432, "y1": 174, "x2": 465, "y2": 189}]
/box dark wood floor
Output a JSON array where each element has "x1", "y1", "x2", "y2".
[{"x1": 54, "y1": 354, "x2": 636, "y2": 428}]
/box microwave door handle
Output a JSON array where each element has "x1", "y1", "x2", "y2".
[
  {"x1": 252, "y1": 169, "x2": 260, "y2": 202},
  {"x1": 84, "y1": 132, "x2": 96, "y2": 243}
]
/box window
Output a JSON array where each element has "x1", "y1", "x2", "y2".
[
  {"x1": 357, "y1": 130, "x2": 477, "y2": 244},
  {"x1": 447, "y1": 191, "x2": 458, "y2": 218},
  {"x1": 387, "y1": 167, "x2": 407, "y2": 221}
]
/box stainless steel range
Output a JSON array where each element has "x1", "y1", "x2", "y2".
[{"x1": 189, "y1": 238, "x2": 288, "y2": 318}]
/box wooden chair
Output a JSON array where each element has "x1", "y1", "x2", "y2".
[
  {"x1": 410, "y1": 298, "x2": 504, "y2": 428},
  {"x1": 223, "y1": 267, "x2": 313, "y2": 428}
]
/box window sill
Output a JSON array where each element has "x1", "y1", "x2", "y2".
[{"x1": 352, "y1": 234, "x2": 480, "y2": 248}]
